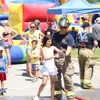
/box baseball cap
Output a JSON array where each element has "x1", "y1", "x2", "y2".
[
  {"x1": 81, "y1": 14, "x2": 89, "y2": 21},
  {"x1": 82, "y1": 22, "x2": 90, "y2": 29},
  {"x1": 96, "y1": 17, "x2": 100, "y2": 23},
  {"x1": 81, "y1": 17, "x2": 87, "y2": 20},
  {"x1": 0, "y1": 46, "x2": 4, "y2": 51},
  {"x1": 34, "y1": 20, "x2": 40, "y2": 26}
]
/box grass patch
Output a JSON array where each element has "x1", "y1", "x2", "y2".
[{"x1": 71, "y1": 48, "x2": 100, "y2": 62}]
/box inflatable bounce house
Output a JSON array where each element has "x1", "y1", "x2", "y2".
[
  {"x1": 0, "y1": 0, "x2": 60, "y2": 63},
  {"x1": 0, "y1": 0, "x2": 99, "y2": 63}
]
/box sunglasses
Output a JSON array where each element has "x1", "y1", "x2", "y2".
[
  {"x1": 30, "y1": 26, "x2": 35, "y2": 28},
  {"x1": 60, "y1": 27, "x2": 67, "y2": 29}
]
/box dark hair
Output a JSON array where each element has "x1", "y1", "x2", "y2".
[
  {"x1": 42, "y1": 35, "x2": 52, "y2": 47},
  {"x1": 47, "y1": 22, "x2": 52, "y2": 27},
  {"x1": 82, "y1": 22, "x2": 90, "y2": 29}
]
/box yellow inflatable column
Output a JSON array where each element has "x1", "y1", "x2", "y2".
[
  {"x1": 9, "y1": 3, "x2": 23, "y2": 34},
  {"x1": 60, "y1": 0, "x2": 68, "y2": 4}
]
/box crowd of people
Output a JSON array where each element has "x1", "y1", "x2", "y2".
[{"x1": 0, "y1": 15, "x2": 100, "y2": 100}]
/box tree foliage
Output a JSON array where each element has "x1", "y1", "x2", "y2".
[{"x1": 87, "y1": 0, "x2": 100, "y2": 3}]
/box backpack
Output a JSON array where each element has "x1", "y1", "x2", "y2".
[{"x1": 79, "y1": 32, "x2": 88, "y2": 42}]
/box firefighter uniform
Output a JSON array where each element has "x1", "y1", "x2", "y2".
[
  {"x1": 78, "y1": 22, "x2": 97, "y2": 89},
  {"x1": 52, "y1": 17, "x2": 75, "y2": 100}
]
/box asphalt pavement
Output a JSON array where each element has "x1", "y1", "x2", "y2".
[{"x1": 0, "y1": 60, "x2": 100, "y2": 100}]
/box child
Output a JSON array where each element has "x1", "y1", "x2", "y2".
[
  {"x1": 28, "y1": 37, "x2": 41, "y2": 80},
  {"x1": 0, "y1": 46, "x2": 8, "y2": 95},
  {"x1": 34, "y1": 35, "x2": 61, "y2": 100}
]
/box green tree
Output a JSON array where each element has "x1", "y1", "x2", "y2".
[{"x1": 87, "y1": 0, "x2": 100, "y2": 3}]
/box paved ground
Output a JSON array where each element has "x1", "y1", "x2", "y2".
[{"x1": 0, "y1": 60, "x2": 100, "y2": 100}]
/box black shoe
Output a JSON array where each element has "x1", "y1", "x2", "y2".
[
  {"x1": 82, "y1": 85, "x2": 95, "y2": 89},
  {"x1": 0, "y1": 88, "x2": 4, "y2": 96},
  {"x1": 0, "y1": 92, "x2": 4, "y2": 96},
  {"x1": 54, "y1": 94, "x2": 62, "y2": 100}
]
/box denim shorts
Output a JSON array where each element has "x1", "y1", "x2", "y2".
[
  {"x1": 32, "y1": 64, "x2": 40, "y2": 71},
  {"x1": 0, "y1": 40, "x2": 4, "y2": 47},
  {"x1": 4, "y1": 45, "x2": 12, "y2": 49}
]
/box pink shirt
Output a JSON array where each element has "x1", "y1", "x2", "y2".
[{"x1": 3, "y1": 26, "x2": 12, "y2": 46}]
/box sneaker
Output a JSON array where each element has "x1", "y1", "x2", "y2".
[
  {"x1": 0, "y1": 89, "x2": 4, "y2": 96},
  {"x1": 67, "y1": 95, "x2": 75, "y2": 100},
  {"x1": 33, "y1": 96, "x2": 39, "y2": 100},
  {"x1": 82, "y1": 85, "x2": 95, "y2": 89}
]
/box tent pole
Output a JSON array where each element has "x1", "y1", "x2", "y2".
[{"x1": 47, "y1": 14, "x2": 48, "y2": 23}]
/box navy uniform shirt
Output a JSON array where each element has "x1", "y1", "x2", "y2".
[
  {"x1": 85, "y1": 33, "x2": 97, "y2": 49},
  {"x1": 52, "y1": 31, "x2": 74, "y2": 49}
]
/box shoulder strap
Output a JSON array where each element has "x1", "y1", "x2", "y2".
[
  {"x1": 62, "y1": 33, "x2": 69, "y2": 43},
  {"x1": 80, "y1": 32, "x2": 88, "y2": 42}
]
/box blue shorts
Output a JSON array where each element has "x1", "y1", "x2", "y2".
[
  {"x1": 4, "y1": 45, "x2": 12, "y2": 49},
  {"x1": 0, "y1": 40, "x2": 4, "y2": 47},
  {"x1": 32, "y1": 64, "x2": 40, "y2": 71}
]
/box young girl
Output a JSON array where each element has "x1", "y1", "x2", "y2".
[
  {"x1": 0, "y1": 46, "x2": 8, "y2": 96},
  {"x1": 28, "y1": 37, "x2": 41, "y2": 80},
  {"x1": 21, "y1": 22, "x2": 44, "y2": 77},
  {"x1": 2, "y1": 20, "x2": 18, "y2": 68},
  {"x1": 34, "y1": 35, "x2": 61, "y2": 100}
]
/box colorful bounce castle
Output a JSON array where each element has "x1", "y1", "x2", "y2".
[
  {"x1": 0, "y1": 0, "x2": 61, "y2": 63},
  {"x1": 0, "y1": 0, "x2": 100, "y2": 63}
]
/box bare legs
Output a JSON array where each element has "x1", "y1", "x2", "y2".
[
  {"x1": 32, "y1": 70, "x2": 40, "y2": 79},
  {"x1": 5, "y1": 48, "x2": 11, "y2": 68},
  {"x1": 37, "y1": 75, "x2": 48, "y2": 96},
  {"x1": 37, "y1": 75, "x2": 56, "y2": 100},
  {"x1": 26, "y1": 54, "x2": 33, "y2": 77},
  {"x1": 50, "y1": 76, "x2": 56, "y2": 100},
  {"x1": 1, "y1": 81, "x2": 4, "y2": 88}
]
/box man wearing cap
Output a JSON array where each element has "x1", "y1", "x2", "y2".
[
  {"x1": 78, "y1": 15, "x2": 92, "y2": 36},
  {"x1": 52, "y1": 17, "x2": 75, "y2": 100},
  {"x1": 92, "y1": 17, "x2": 100, "y2": 48},
  {"x1": 78, "y1": 22, "x2": 98, "y2": 89},
  {"x1": 34, "y1": 20, "x2": 42, "y2": 31},
  {"x1": 77, "y1": 15, "x2": 92, "y2": 54}
]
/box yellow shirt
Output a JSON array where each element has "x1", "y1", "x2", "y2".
[
  {"x1": 23, "y1": 30, "x2": 43, "y2": 47},
  {"x1": 29, "y1": 48, "x2": 40, "y2": 64}
]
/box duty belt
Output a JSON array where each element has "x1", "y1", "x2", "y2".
[{"x1": 79, "y1": 42, "x2": 86, "y2": 48}]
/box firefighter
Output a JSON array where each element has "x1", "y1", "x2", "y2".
[
  {"x1": 78, "y1": 22, "x2": 98, "y2": 89},
  {"x1": 52, "y1": 17, "x2": 75, "y2": 100}
]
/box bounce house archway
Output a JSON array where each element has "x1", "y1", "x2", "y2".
[{"x1": 9, "y1": 0, "x2": 56, "y2": 34}]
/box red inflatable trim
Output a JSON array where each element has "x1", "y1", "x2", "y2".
[{"x1": 23, "y1": 4, "x2": 55, "y2": 22}]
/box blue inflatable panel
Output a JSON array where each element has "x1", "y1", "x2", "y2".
[
  {"x1": 10, "y1": 46, "x2": 23, "y2": 63},
  {"x1": 0, "y1": 14, "x2": 8, "y2": 20}
]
